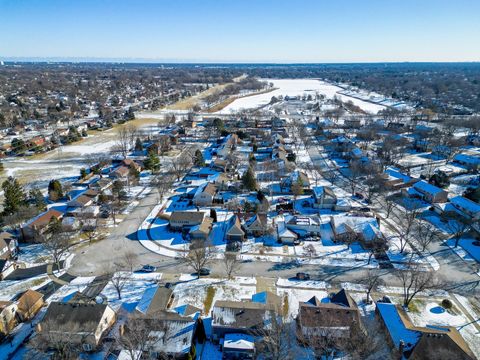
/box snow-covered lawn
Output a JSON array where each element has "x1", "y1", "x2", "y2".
[
  {"x1": 172, "y1": 277, "x2": 257, "y2": 315},
  {"x1": 100, "y1": 272, "x2": 162, "y2": 312},
  {"x1": 446, "y1": 236, "x2": 480, "y2": 262}
]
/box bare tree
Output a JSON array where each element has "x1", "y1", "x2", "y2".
[
  {"x1": 153, "y1": 174, "x2": 175, "y2": 202},
  {"x1": 223, "y1": 252, "x2": 240, "y2": 279},
  {"x1": 255, "y1": 316, "x2": 300, "y2": 360},
  {"x1": 105, "y1": 266, "x2": 131, "y2": 300},
  {"x1": 170, "y1": 152, "x2": 192, "y2": 181},
  {"x1": 443, "y1": 213, "x2": 471, "y2": 248},
  {"x1": 395, "y1": 265, "x2": 434, "y2": 307},
  {"x1": 116, "y1": 314, "x2": 163, "y2": 360},
  {"x1": 392, "y1": 207, "x2": 419, "y2": 254},
  {"x1": 303, "y1": 244, "x2": 317, "y2": 258},
  {"x1": 361, "y1": 269, "x2": 384, "y2": 304},
  {"x1": 114, "y1": 125, "x2": 138, "y2": 159},
  {"x1": 43, "y1": 219, "x2": 71, "y2": 271},
  {"x1": 122, "y1": 250, "x2": 138, "y2": 273},
  {"x1": 31, "y1": 320, "x2": 95, "y2": 359},
  {"x1": 415, "y1": 223, "x2": 439, "y2": 252},
  {"x1": 179, "y1": 240, "x2": 216, "y2": 278}
]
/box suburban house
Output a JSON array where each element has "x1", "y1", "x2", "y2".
[
  {"x1": 376, "y1": 302, "x2": 476, "y2": 360},
  {"x1": 121, "y1": 158, "x2": 142, "y2": 172},
  {"x1": 403, "y1": 180, "x2": 448, "y2": 203},
  {"x1": 16, "y1": 289, "x2": 45, "y2": 322},
  {"x1": 37, "y1": 302, "x2": 116, "y2": 352},
  {"x1": 453, "y1": 153, "x2": 480, "y2": 171},
  {"x1": 123, "y1": 310, "x2": 199, "y2": 359},
  {"x1": 169, "y1": 211, "x2": 206, "y2": 231},
  {"x1": 135, "y1": 286, "x2": 173, "y2": 316},
  {"x1": 280, "y1": 171, "x2": 310, "y2": 192},
  {"x1": 383, "y1": 168, "x2": 418, "y2": 189},
  {"x1": 277, "y1": 226, "x2": 298, "y2": 245},
  {"x1": 0, "y1": 301, "x2": 18, "y2": 337},
  {"x1": 110, "y1": 165, "x2": 130, "y2": 180},
  {"x1": 296, "y1": 289, "x2": 363, "y2": 344},
  {"x1": 21, "y1": 209, "x2": 64, "y2": 242},
  {"x1": 0, "y1": 231, "x2": 18, "y2": 260},
  {"x1": 189, "y1": 216, "x2": 214, "y2": 241},
  {"x1": 244, "y1": 214, "x2": 269, "y2": 236},
  {"x1": 285, "y1": 215, "x2": 321, "y2": 236},
  {"x1": 225, "y1": 215, "x2": 245, "y2": 243},
  {"x1": 0, "y1": 259, "x2": 16, "y2": 280},
  {"x1": 449, "y1": 196, "x2": 480, "y2": 221},
  {"x1": 212, "y1": 293, "x2": 281, "y2": 342},
  {"x1": 67, "y1": 194, "x2": 94, "y2": 208},
  {"x1": 330, "y1": 216, "x2": 382, "y2": 246},
  {"x1": 193, "y1": 182, "x2": 217, "y2": 206},
  {"x1": 312, "y1": 186, "x2": 337, "y2": 209}
]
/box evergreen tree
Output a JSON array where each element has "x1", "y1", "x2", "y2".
[
  {"x1": 242, "y1": 167, "x2": 257, "y2": 191},
  {"x1": 48, "y1": 179, "x2": 64, "y2": 201},
  {"x1": 210, "y1": 208, "x2": 218, "y2": 222},
  {"x1": 134, "y1": 137, "x2": 143, "y2": 152},
  {"x1": 2, "y1": 177, "x2": 27, "y2": 215},
  {"x1": 29, "y1": 187, "x2": 46, "y2": 211},
  {"x1": 193, "y1": 149, "x2": 205, "y2": 167},
  {"x1": 80, "y1": 168, "x2": 87, "y2": 179},
  {"x1": 144, "y1": 151, "x2": 160, "y2": 172}
]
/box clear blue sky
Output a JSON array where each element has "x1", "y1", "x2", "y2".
[{"x1": 1, "y1": 0, "x2": 479, "y2": 62}]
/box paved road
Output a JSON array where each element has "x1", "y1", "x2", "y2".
[{"x1": 69, "y1": 140, "x2": 480, "y2": 296}]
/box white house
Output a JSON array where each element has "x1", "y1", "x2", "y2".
[{"x1": 193, "y1": 182, "x2": 217, "y2": 207}]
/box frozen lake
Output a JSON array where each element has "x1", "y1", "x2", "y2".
[{"x1": 217, "y1": 78, "x2": 386, "y2": 114}]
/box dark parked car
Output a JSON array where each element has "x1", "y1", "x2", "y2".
[
  {"x1": 140, "y1": 265, "x2": 157, "y2": 273},
  {"x1": 197, "y1": 268, "x2": 210, "y2": 276},
  {"x1": 296, "y1": 272, "x2": 310, "y2": 280}
]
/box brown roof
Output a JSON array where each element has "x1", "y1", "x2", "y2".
[
  {"x1": 70, "y1": 195, "x2": 92, "y2": 206},
  {"x1": 298, "y1": 290, "x2": 361, "y2": 329},
  {"x1": 40, "y1": 302, "x2": 111, "y2": 333},
  {"x1": 190, "y1": 217, "x2": 213, "y2": 236},
  {"x1": 202, "y1": 182, "x2": 217, "y2": 196},
  {"x1": 113, "y1": 166, "x2": 130, "y2": 177},
  {"x1": 29, "y1": 209, "x2": 63, "y2": 229},
  {"x1": 212, "y1": 300, "x2": 277, "y2": 329},
  {"x1": 169, "y1": 211, "x2": 205, "y2": 224},
  {"x1": 17, "y1": 289, "x2": 43, "y2": 312},
  {"x1": 136, "y1": 286, "x2": 173, "y2": 316},
  {"x1": 83, "y1": 189, "x2": 100, "y2": 198},
  {"x1": 0, "y1": 301, "x2": 14, "y2": 311}
]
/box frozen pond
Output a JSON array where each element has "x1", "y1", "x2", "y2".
[{"x1": 217, "y1": 78, "x2": 386, "y2": 114}]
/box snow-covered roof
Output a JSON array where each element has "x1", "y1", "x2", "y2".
[
  {"x1": 385, "y1": 167, "x2": 412, "y2": 184},
  {"x1": 376, "y1": 302, "x2": 421, "y2": 352},
  {"x1": 413, "y1": 180, "x2": 445, "y2": 196},
  {"x1": 450, "y1": 196, "x2": 480, "y2": 215},
  {"x1": 223, "y1": 333, "x2": 255, "y2": 351}
]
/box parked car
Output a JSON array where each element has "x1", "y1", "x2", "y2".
[
  {"x1": 197, "y1": 268, "x2": 210, "y2": 276},
  {"x1": 296, "y1": 272, "x2": 310, "y2": 280},
  {"x1": 141, "y1": 265, "x2": 157, "y2": 273}
]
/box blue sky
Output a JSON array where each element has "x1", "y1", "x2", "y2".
[{"x1": 1, "y1": 0, "x2": 479, "y2": 62}]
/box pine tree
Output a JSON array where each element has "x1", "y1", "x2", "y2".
[
  {"x1": 80, "y1": 168, "x2": 87, "y2": 179},
  {"x1": 134, "y1": 137, "x2": 143, "y2": 152},
  {"x1": 194, "y1": 149, "x2": 205, "y2": 167},
  {"x1": 2, "y1": 177, "x2": 27, "y2": 215},
  {"x1": 48, "y1": 179, "x2": 64, "y2": 201},
  {"x1": 242, "y1": 167, "x2": 257, "y2": 191},
  {"x1": 144, "y1": 151, "x2": 160, "y2": 172}
]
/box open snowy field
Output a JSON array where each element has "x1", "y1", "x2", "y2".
[{"x1": 217, "y1": 79, "x2": 386, "y2": 114}]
